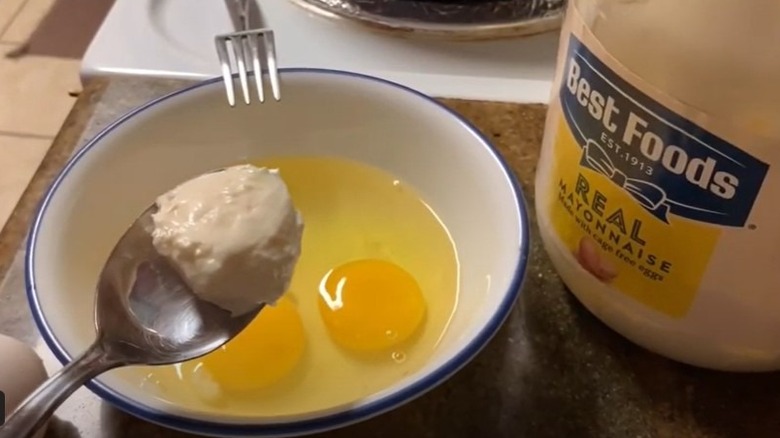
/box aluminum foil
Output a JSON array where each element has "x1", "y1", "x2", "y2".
[{"x1": 288, "y1": 0, "x2": 567, "y2": 40}]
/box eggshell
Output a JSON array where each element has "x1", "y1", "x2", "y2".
[{"x1": 0, "y1": 334, "x2": 48, "y2": 437}]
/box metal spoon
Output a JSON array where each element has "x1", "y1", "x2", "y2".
[{"x1": 0, "y1": 205, "x2": 263, "y2": 438}]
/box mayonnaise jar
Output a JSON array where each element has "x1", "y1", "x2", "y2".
[{"x1": 535, "y1": 0, "x2": 780, "y2": 371}]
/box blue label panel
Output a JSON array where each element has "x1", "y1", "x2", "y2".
[{"x1": 559, "y1": 34, "x2": 768, "y2": 227}]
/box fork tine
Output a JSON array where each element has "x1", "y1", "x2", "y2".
[
  {"x1": 214, "y1": 37, "x2": 236, "y2": 107},
  {"x1": 230, "y1": 35, "x2": 251, "y2": 105},
  {"x1": 246, "y1": 34, "x2": 265, "y2": 103},
  {"x1": 215, "y1": 28, "x2": 281, "y2": 106},
  {"x1": 263, "y1": 31, "x2": 281, "y2": 101}
]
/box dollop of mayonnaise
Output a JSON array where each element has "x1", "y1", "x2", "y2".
[{"x1": 150, "y1": 164, "x2": 303, "y2": 315}]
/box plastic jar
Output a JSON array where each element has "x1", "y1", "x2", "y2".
[{"x1": 535, "y1": 0, "x2": 780, "y2": 371}]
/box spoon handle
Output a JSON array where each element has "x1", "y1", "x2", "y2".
[{"x1": 0, "y1": 342, "x2": 120, "y2": 438}]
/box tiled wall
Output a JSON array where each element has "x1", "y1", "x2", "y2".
[{"x1": 0, "y1": 0, "x2": 80, "y2": 230}]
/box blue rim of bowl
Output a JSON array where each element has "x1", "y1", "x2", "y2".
[{"x1": 25, "y1": 68, "x2": 530, "y2": 437}]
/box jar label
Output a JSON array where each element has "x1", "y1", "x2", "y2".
[{"x1": 542, "y1": 15, "x2": 769, "y2": 317}]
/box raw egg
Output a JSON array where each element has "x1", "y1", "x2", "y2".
[
  {"x1": 139, "y1": 156, "x2": 458, "y2": 417},
  {"x1": 318, "y1": 259, "x2": 426, "y2": 352},
  {"x1": 181, "y1": 295, "x2": 305, "y2": 393}
]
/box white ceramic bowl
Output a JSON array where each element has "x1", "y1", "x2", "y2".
[{"x1": 26, "y1": 70, "x2": 529, "y2": 437}]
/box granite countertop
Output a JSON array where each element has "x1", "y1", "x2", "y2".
[{"x1": 1, "y1": 77, "x2": 780, "y2": 438}]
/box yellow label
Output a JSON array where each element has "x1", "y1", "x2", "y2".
[
  {"x1": 541, "y1": 9, "x2": 769, "y2": 318},
  {"x1": 546, "y1": 120, "x2": 721, "y2": 317}
]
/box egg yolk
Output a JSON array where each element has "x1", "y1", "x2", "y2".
[
  {"x1": 191, "y1": 295, "x2": 305, "y2": 392},
  {"x1": 318, "y1": 259, "x2": 426, "y2": 352}
]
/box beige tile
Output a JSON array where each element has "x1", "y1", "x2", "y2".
[
  {"x1": 0, "y1": 0, "x2": 27, "y2": 36},
  {"x1": 0, "y1": 134, "x2": 50, "y2": 229},
  {"x1": 1, "y1": 0, "x2": 55, "y2": 43},
  {"x1": 0, "y1": 46, "x2": 79, "y2": 136}
]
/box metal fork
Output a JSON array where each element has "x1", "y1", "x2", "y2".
[{"x1": 216, "y1": 0, "x2": 280, "y2": 106}]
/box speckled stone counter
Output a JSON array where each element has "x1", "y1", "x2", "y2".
[{"x1": 2, "y1": 77, "x2": 780, "y2": 438}]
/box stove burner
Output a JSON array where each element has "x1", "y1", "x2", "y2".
[{"x1": 288, "y1": 0, "x2": 566, "y2": 40}]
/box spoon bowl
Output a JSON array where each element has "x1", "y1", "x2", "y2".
[{"x1": 0, "y1": 204, "x2": 263, "y2": 438}]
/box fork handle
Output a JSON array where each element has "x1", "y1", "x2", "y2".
[
  {"x1": 237, "y1": 0, "x2": 251, "y2": 29},
  {"x1": 226, "y1": 0, "x2": 251, "y2": 30},
  {"x1": 0, "y1": 342, "x2": 121, "y2": 438}
]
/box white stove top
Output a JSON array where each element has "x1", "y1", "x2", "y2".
[{"x1": 82, "y1": 0, "x2": 560, "y2": 103}]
